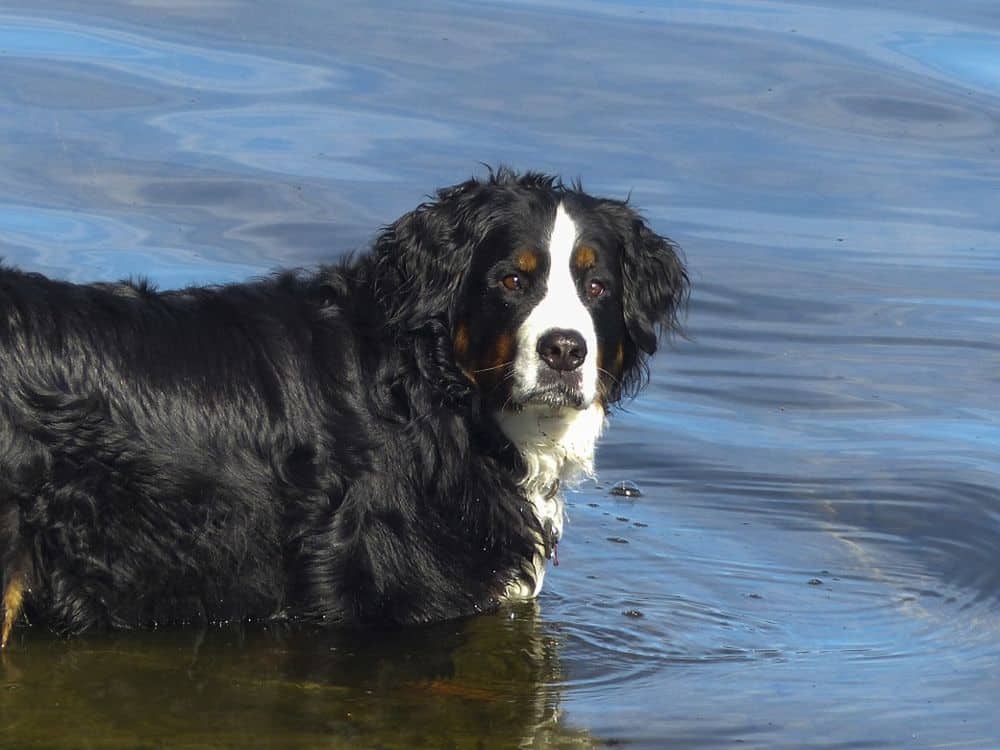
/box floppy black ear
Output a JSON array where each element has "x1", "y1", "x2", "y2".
[
  {"x1": 621, "y1": 217, "x2": 689, "y2": 355},
  {"x1": 369, "y1": 181, "x2": 480, "y2": 330}
]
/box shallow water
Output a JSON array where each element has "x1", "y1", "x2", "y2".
[{"x1": 1, "y1": 1, "x2": 998, "y2": 747}]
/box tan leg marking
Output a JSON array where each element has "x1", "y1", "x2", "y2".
[{"x1": 1, "y1": 568, "x2": 26, "y2": 649}]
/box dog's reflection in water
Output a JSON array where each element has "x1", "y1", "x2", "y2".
[{"x1": 1, "y1": 604, "x2": 596, "y2": 749}]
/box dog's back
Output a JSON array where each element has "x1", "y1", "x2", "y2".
[
  {"x1": 0, "y1": 261, "x2": 540, "y2": 641},
  {"x1": 0, "y1": 268, "x2": 334, "y2": 635}
]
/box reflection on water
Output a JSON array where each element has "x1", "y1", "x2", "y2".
[
  {"x1": 1, "y1": 609, "x2": 593, "y2": 749},
  {"x1": 1, "y1": 0, "x2": 999, "y2": 747},
  {"x1": 0, "y1": 18, "x2": 335, "y2": 93}
]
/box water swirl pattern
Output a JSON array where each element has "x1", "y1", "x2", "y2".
[{"x1": 0, "y1": 1, "x2": 997, "y2": 747}]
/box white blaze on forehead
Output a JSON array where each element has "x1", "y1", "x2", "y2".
[
  {"x1": 498, "y1": 203, "x2": 606, "y2": 602},
  {"x1": 540, "y1": 202, "x2": 599, "y2": 392},
  {"x1": 511, "y1": 202, "x2": 600, "y2": 406}
]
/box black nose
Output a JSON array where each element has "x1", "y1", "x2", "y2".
[{"x1": 537, "y1": 329, "x2": 587, "y2": 372}]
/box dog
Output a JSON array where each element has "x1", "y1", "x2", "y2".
[{"x1": 0, "y1": 169, "x2": 687, "y2": 646}]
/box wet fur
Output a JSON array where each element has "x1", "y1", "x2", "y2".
[{"x1": 0, "y1": 169, "x2": 687, "y2": 640}]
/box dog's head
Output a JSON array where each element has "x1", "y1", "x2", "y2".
[{"x1": 371, "y1": 169, "x2": 688, "y2": 412}]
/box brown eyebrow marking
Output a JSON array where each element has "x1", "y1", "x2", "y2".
[
  {"x1": 515, "y1": 249, "x2": 538, "y2": 273},
  {"x1": 573, "y1": 245, "x2": 597, "y2": 270}
]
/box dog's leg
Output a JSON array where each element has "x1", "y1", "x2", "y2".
[{"x1": 1, "y1": 556, "x2": 28, "y2": 649}]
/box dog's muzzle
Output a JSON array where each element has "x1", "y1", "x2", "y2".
[{"x1": 529, "y1": 328, "x2": 588, "y2": 408}]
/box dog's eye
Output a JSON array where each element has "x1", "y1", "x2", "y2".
[
  {"x1": 587, "y1": 279, "x2": 607, "y2": 298},
  {"x1": 500, "y1": 274, "x2": 523, "y2": 291}
]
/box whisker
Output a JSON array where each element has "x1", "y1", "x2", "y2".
[
  {"x1": 472, "y1": 360, "x2": 514, "y2": 375},
  {"x1": 597, "y1": 366, "x2": 623, "y2": 388},
  {"x1": 597, "y1": 366, "x2": 624, "y2": 401}
]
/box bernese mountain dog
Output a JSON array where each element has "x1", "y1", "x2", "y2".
[{"x1": 0, "y1": 169, "x2": 687, "y2": 646}]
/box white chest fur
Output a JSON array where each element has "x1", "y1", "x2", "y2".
[{"x1": 495, "y1": 401, "x2": 606, "y2": 599}]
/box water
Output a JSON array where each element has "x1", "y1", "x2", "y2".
[{"x1": 1, "y1": 1, "x2": 998, "y2": 747}]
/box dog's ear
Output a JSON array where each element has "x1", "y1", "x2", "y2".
[
  {"x1": 370, "y1": 181, "x2": 481, "y2": 330},
  {"x1": 621, "y1": 215, "x2": 688, "y2": 356}
]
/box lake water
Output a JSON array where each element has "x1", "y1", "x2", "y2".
[{"x1": 1, "y1": 1, "x2": 998, "y2": 747}]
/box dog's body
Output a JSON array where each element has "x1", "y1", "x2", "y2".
[{"x1": 0, "y1": 170, "x2": 686, "y2": 644}]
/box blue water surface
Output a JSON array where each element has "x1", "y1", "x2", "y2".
[{"x1": 1, "y1": 1, "x2": 998, "y2": 748}]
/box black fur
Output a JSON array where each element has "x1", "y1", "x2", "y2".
[{"x1": 0, "y1": 169, "x2": 687, "y2": 637}]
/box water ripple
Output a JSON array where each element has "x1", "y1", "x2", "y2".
[{"x1": 0, "y1": 16, "x2": 336, "y2": 93}]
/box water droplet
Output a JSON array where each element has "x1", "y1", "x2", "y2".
[{"x1": 609, "y1": 480, "x2": 642, "y2": 498}]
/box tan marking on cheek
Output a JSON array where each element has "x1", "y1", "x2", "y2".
[
  {"x1": 453, "y1": 323, "x2": 479, "y2": 385},
  {"x1": 598, "y1": 341, "x2": 626, "y2": 395},
  {"x1": 453, "y1": 323, "x2": 470, "y2": 360},
  {"x1": 573, "y1": 245, "x2": 597, "y2": 271},
  {"x1": 491, "y1": 332, "x2": 514, "y2": 367},
  {"x1": 599, "y1": 340, "x2": 623, "y2": 372},
  {"x1": 473, "y1": 332, "x2": 515, "y2": 392},
  {"x1": 515, "y1": 250, "x2": 539, "y2": 273}
]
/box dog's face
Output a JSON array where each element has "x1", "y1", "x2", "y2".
[
  {"x1": 373, "y1": 170, "x2": 688, "y2": 412},
  {"x1": 453, "y1": 198, "x2": 624, "y2": 412}
]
